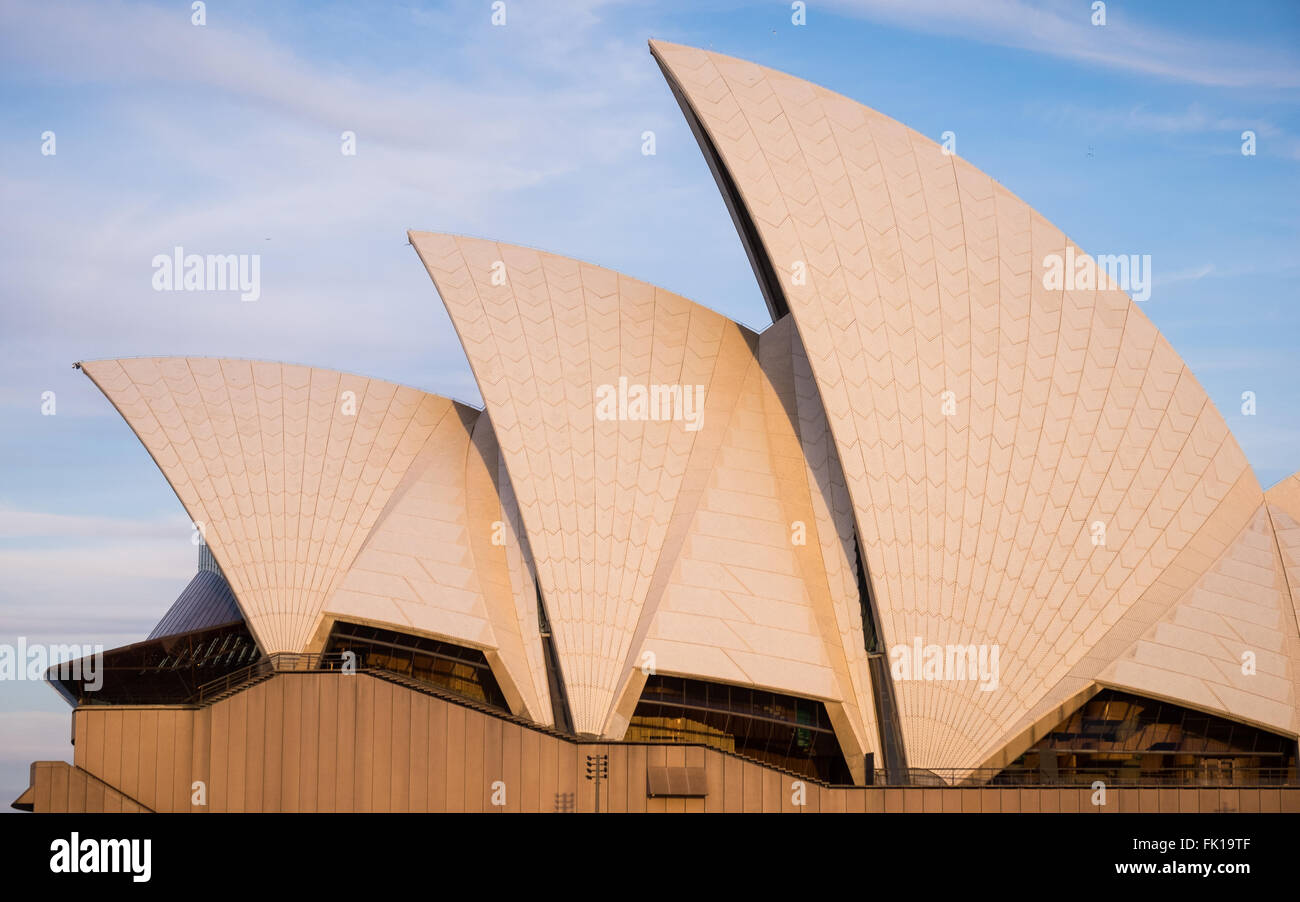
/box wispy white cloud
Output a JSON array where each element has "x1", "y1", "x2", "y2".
[
  {"x1": 1025, "y1": 101, "x2": 1300, "y2": 162},
  {"x1": 0, "y1": 507, "x2": 196, "y2": 637},
  {"x1": 0, "y1": 507, "x2": 189, "y2": 540},
  {"x1": 0, "y1": 0, "x2": 693, "y2": 419},
  {"x1": 1153, "y1": 259, "x2": 1300, "y2": 288},
  {"x1": 826, "y1": 0, "x2": 1300, "y2": 88},
  {"x1": 1035, "y1": 102, "x2": 1280, "y2": 136},
  {"x1": 1154, "y1": 263, "x2": 1216, "y2": 287}
]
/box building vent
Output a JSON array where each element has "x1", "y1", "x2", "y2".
[{"x1": 646, "y1": 766, "x2": 708, "y2": 798}]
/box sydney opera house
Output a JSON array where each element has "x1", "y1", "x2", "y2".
[{"x1": 16, "y1": 41, "x2": 1300, "y2": 813}]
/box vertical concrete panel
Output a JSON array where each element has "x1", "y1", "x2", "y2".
[
  {"x1": 119, "y1": 710, "x2": 141, "y2": 802},
  {"x1": 1156, "y1": 789, "x2": 1177, "y2": 813},
  {"x1": 313, "y1": 675, "x2": 334, "y2": 811},
  {"x1": 170, "y1": 709, "x2": 192, "y2": 813},
  {"x1": 604, "y1": 744, "x2": 628, "y2": 813},
  {"x1": 355, "y1": 676, "x2": 374, "y2": 812},
  {"x1": 391, "y1": 685, "x2": 411, "y2": 811},
  {"x1": 135, "y1": 709, "x2": 156, "y2": 808},
  {"x1": 81, "y1": 711, "x2": 98, "y2": 774},
  {"x1": 626, "y1": 744, "x2": 648, "y2": 813},
  {"x1": 209, "y1": 700, "x2": 229, "y2": 812},
  {"x1": 704, "y1": 749, "x2": 725, "y2": 813},
  {"x1": 684, "y1": 746, "x2": 706, "y2": 813},
  {"x1": 723, "y1": 755, "x2": 744, "y2": 812},
  {"x1": 49, "y1": 765, "x2": 68, "y2": 811},
  {"x1": 69, "y1": 763, "x2": 88, "y2": 811},
  {"x1": 297, "y1": 675, "x2": 318, "y2": 811},
  {"x1": 155, "y1": 710, "x2": 175, "y2": 811},
  {"x1": 741, "y1": 761, "x2": 763, "y2": 811},
  {"x1": 86, "y1": 778, "x2": 104, "y2": 812},
  {"x1": 574, "y1": 744, "x2": 594, "y2": 813},
  {"x1": 482, "y1": 714, "x2": 502, "y2": 811},
  {"x1": 372, "y1": 679, "x2": 394, "y2": 810},
  {"x1": 262, "y1": 679, "x2": 284, "y2": 811},
  {"x1": 362, "y1": 679, "x2": 383, "y2": 811},
  {"x1": 538, "y1": 724, "x2": 557, "y2": 811},
  {"x1": 30, "y1": 765, "x2": 49, "y2": 812},
  {"x1": 518, "y1": 726, "x2": 539, "y2": 812},
  {"x1": 189, "y1": 707, "x2": 209, "y2": 814},
  {"x1": 332, "y1": 675, "x2": 353, "y2": 811},
  {"x1": 762, "y1": 767, "x2": 781, "y2": 812},
  {"x1": 781, "y1": 773, "x2": 801, "y2": 813},
  {"x1": 501, "y1": 723, "x2": 522, "y2": 812},
  {"x1": 428, "y1": 698, "x2": 447, "y2": 812},
  {"x1": 444, "y1": 704, "x2": 466, "y2": 812},
  {"x1": 102, "y1": 710, "x2": 123, "y2": 792},
  {"x1": 226, "y1": 693, "x2": 247, "y2": 811},
  {"x1": 463, "y1": 702, "x2": 486, "y2": 811},
  {"x1": 557, "y1": 740, "x2": 578, "y2": 813},
  {"x1": 243, "y1": 686, "x2": 265, "y2": 812},
  {"x1": 410, "y1": 692, "x2": 429, "y2": 811},
  {"x1": 72, "y1": 711, "x2": 89, "y2": 770},
  {"x1": 280, "y1": 675, "x2": 301, "y2": 811}
]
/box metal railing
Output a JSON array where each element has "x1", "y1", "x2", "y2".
[
  {"x1": 194, "y1": 652, "x2": 353, "y2": 703},
  {"x1": 869, "y1": 766, "x2": 1296, "y2": 788}
]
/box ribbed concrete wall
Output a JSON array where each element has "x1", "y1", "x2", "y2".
[{"x1": 21, "y1": 674, "x2": 1296, "y2": 813}]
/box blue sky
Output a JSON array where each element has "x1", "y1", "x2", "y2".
[{"x1": 0, "y1": 0, "x2": 1296, "y2": 805}]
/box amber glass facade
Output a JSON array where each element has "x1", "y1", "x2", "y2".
[
  {"x1": 324, "y1": 621, "x2": 509, "y2": 711},
  {"x1": 627, "y1": 675, "x2": 854, "y2": 783},
  {"x1": 997, "y1": 689, "x2": 1299, "y2": 786}
]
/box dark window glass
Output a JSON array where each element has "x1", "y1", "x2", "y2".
[
  {"x1": 626, "y1": 675, "x2": 854, "y2": 783},
  {"x1": 324, "y1": 621, "x2": 509, "y2": 711},
  {"x1": 996, "y1": 689, "x2": 1297, "y2": 786},
  {"x1": 48, "y1": 620, "x2": 262, "y2": 706}
]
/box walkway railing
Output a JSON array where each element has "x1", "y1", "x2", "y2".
[
  {"x1": 194, "y1": 652, "x2": 352, "y2": 703},
  {"x1": 870, "y1": 766, "x2": 1296, "y2": 788}
]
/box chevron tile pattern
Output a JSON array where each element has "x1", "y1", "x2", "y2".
[
  {"x1": 1095, "y1": 504, "x2": 1300, "y2": 734},
  {"x1": 410, "y1": 232, "x2": 759, "y2": 734},
  {"x1": 321, "y1": 400, "x2": 550, "y2": 722},
  {"x1": 1265, "y1": 474, "x2": 1300, "y2": 652},
  {"x1": 80, "y1": 358, "x2": 547, "y2": 709},
  {"x1": 634, "y1": 315, "x2": 877, "y2": 761},
  {"x1": 410, "y1": 233, "x2": 887, "y2": 750},
  {"x1": 650, "y1": 40, "x2": 1284, "y2": 768}
]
